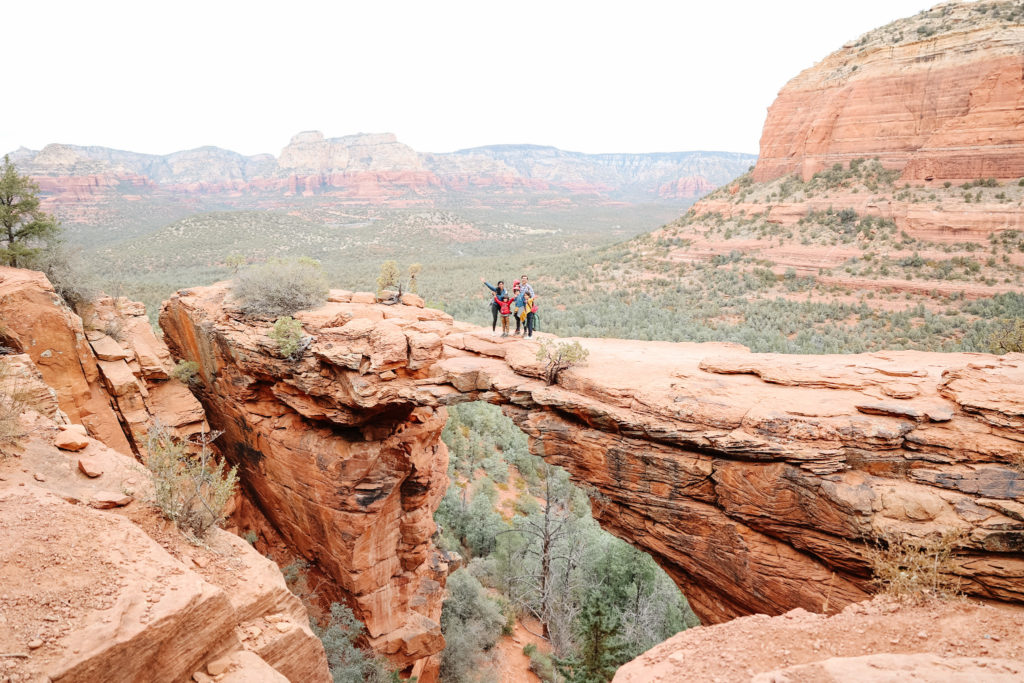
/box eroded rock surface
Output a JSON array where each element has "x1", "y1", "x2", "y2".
[
  {"x1": 161, "y1": 283, "x2": 1024, "y2": 652},
  {"x1": 0, "y1": 267, "x2": 207, "y2": 457},
  {"x1": 613, "y1": 596, "x2": 1024, "y2": 682},
  {"x1": 0, "y1": 354, "x2": 329, "y2": 683}
]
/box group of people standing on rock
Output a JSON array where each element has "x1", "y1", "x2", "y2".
[{"x1": 481, "y1": 275, "x2": 538, "y2": 338}]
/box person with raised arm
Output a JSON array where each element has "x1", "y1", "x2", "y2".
[{"x1": 481, "y1": 277, "x2": 507, "y2": 335}]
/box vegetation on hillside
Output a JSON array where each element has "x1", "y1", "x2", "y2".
[{"x1": 435, "y1": 402, "x2": 698, "y2": 682}]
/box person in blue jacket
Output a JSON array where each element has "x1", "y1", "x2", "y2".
[
  {"x1": 511, "y1": 280, "x2": 528, "y2": 336},
  {"x1": 481, "y1": 277, "x2": 506, "y2": 334}
]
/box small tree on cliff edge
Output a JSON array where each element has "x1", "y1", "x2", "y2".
[{"x1": 0, "y1": 155, "x2": 60, "y2": 268}]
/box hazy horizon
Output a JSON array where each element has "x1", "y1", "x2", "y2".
[{"x1": 8, "y1": 0, "x2": 938, "y2": 157}]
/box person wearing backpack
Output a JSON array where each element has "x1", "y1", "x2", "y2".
[
  {"x1": 524, "y1": 292, "x2": 538, "y2": 338},
  {"x1": 481, "y1": 278, "x2": 506, "y2": 335}
]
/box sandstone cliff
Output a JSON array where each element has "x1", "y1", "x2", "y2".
[
  {"x1": 754, "y1": 1, "x2": 1024, "y2": 183},
  {"x1": 0, "y1": 352, "x2": 330, "y2": 683},
  {"x1": 0, "y1": 267, "x2": 207, "y2": 456},
  {"x1": 635, "y1": 1, "x2": 1024, "y2": 305},
  {"x1": 160, "y1": 283, "x2": 1024, "y2": 651}
]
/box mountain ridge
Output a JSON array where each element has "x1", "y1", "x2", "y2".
[{"x1": 8, "y1": 132, "x2": 755, "y2": 206}]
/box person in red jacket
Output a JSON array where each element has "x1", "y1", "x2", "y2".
[{"x1": 495, "y1": 292, "x2": 512, "y2": 337}]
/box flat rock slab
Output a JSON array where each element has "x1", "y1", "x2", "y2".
[
  {"x1": 96, "y1": 359, "x2": 139, "y2": 397},
  {"x1": 89, "y1": 335, "x2": 129, "y2": 362},
  {"x1": 0, "y1": 486, "x2": 234, "y2": 683},
  {"x1": 89, "y1": 491, "x2": 133, "y2": 508}
]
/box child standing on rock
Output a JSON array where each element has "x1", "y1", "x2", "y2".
[{"x1": 495, "y1": 291, "x2": 513, "y2": 337}]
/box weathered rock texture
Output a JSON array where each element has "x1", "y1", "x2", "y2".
[
  {"x1": 0, "y1": 353, "x2": 330, "y2": 683},
  {"x1": 0, "y1": 266, "x2": 207, "y2": 456},
  {"x1": 161, "y1": 284, "x2": 1024, "y2": 654},
  {"x1": 613, "y1": 596, "x2": 1024, "y2": 682},
  {"x1": 159, "y1": 287, "x2": 456, "y2": 678},
  {"x1": 754, "y1": 2, "x2": 1024, "y2": 183}
]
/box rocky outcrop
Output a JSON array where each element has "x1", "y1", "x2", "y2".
[
  {"x1": 159, "y1": 288, "x2": 455, "y2": 679},
  {"x1": 754, "y1": 2, "x2": 1024, "y2": 183},
  {"x1": 0, "y1": 267, "x2": 207, "y2": 456},
  {"x1": 161, "y1": 284, "x2": 1024, "y2": 653},
  {"x1": 0, "y1": 353, "x2": 330, "y2": 683},
  {"x1": 613, "y1": 596, "x2": 1024, "y2": 682}
]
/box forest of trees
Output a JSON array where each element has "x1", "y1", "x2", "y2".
[{"x1": 434, "y1": 402, "x2": 698, "y2": 682}]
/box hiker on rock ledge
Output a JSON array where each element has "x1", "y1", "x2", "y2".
[{"x1": 481, "y1": 277, "x2": 507, "y2": 334}]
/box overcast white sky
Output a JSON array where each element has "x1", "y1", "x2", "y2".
[{"x1": 5, "y1": 0, "x2": 939, "y2": 158}]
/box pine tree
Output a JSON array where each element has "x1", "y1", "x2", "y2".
[
  {"x1": 0, "y1": 156, "x2": 60, "y2": 268},
  {"x1": 556, "y1": 594, "x2": 628, "y2": 683}
]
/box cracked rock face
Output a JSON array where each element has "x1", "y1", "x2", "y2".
[
  {"x1": 161, "y1": 282, "x2": 1024, "y2": 673},
  {"x1": 0, "y1": 267, "x2": 208, "y2": 457}
]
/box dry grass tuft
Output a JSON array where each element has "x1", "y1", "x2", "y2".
[
  {"x1": 0, "y1": 362, "x2": 31, "y2": 457},
  {"x1": 867, "y1": 528, "x2": 968, "y2": 603}
]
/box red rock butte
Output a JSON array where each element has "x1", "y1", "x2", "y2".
[
  {"x1": 754, "y1": 2, "x2": 1024, "y2": 183},
  {"x1": 158, "y1": 282, "x2": 1024, "y2": 676}
]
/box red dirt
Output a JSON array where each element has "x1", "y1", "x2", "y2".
[{"x1": 493, "y1": 616, "x2": 551, "y2": 683}]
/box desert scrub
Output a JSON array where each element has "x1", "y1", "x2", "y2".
[
  {"x1": 0, "y1": 361, "x2": 30, "y2": 457},
  {"x1": 536, "y1": 339, "x2": 590, "y2": 384},
  {"x1": 270, "y1": 316, "x2": 307, "y2": 358},
  {"x1": 144, "y1": 423, "x2": 238, "y2": 540},
  {"x1": 523, "y1": 643, "x2": 556, "y2": 682},
  {"x1": 170, "y1": 359, "x2": 199, "y2": 385},
  {"x1": 867, "y1": 528, "x2": 967, "y2": 603},
  {"x1": 232, "y1": 256, "x2": 328, "y2": 317},
  {"x1": 987, "y1": 318, "x2": 1024, "y2": 354},
  {"x1": 376, "y1": 260, "x2": 400, "y2": 296},
  {"x1": 314, "y1": 602, "x2": 400, "y2": 683}
]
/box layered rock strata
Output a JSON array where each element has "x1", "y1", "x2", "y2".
[
  {"x1": 159, "y1": 288, "x2": 455, "y2": 679},
  {"x1": 0, "y1": 267, "x2": 207, "y2": 457},
  {"x1": 754, "y1": 3, "x2": 1024, "y2": 183},
  {"x1": 0, "y1": 353, "x2": 330, "y2": 683},
  {"x1": 161, "y1": 283, "x2": 1024, "y2": 647}
]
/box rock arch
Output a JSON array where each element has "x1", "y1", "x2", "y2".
[{"x1": 160, "y1": 284, "x2": 1024, "y2": 677}]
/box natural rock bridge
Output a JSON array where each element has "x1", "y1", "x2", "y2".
[{"x1": 161, "y1": 283, "x2": 1024, "y2": 677}]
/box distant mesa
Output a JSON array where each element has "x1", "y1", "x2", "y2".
[{"x1": 8, "y1": 131, "x2": 756, "y2": 218}]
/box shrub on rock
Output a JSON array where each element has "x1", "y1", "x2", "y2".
[{"x1": 232, "y1": 257, "x2": 328, "y2": 317}]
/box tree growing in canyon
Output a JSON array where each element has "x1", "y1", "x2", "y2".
[
  {"x1": 0, "y1": 155, "x2": 61, "y2": 268},
  {"x1": 315, "y1": 602, "x2": 400, "y2": 683}
]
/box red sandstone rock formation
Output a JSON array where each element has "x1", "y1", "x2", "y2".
[
  {"x1": 613, "y1": 596, "x2": 1024, "y2": 682},
  {"x1": 160, "y1": 284, "x2": 1024, "y2": 652},
  {"x1": 754, "y1": 3, "x2": 1024, "y2": 183},
  {"x1": 0, "y1": 267, "x2": 207, "y2": 456},
  {"x1": 652, "y1": 3, "x2": 1024, "y2": 284},
  {"x1": 159, "y1": 288, "x2": 455, "y2": 679},
  {"x1": 0, "y1": 353, "x2": 329, "y2": 682}
]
